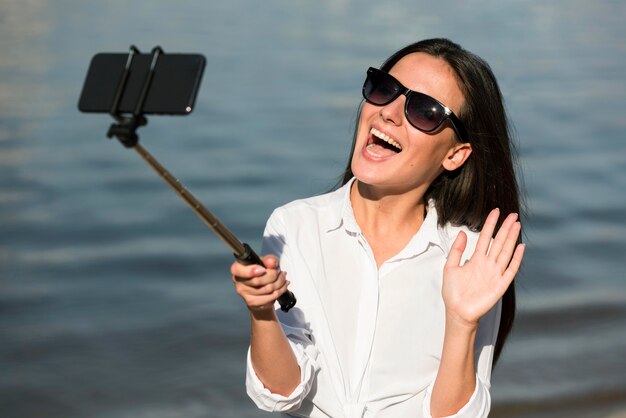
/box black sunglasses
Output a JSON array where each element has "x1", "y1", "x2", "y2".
[{"x1": 362, "y1": 67, "x2": 468, "y2": 143}]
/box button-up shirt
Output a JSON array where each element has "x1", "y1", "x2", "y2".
[{"x1": 246, "y1": 178, "x2": 499, "y2": 417}]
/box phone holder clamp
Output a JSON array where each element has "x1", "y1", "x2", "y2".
[{"x1": 106, "y1": 45, "x2": 163, "y2": 148}]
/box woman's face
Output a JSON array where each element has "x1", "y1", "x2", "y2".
[{"x1": 351, "y1": 52, "x2": 469, "y2": 195}]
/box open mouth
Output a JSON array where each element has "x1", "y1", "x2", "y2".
[{"x1": 366, "y1": 127, "x2": 402, "y2": 157}]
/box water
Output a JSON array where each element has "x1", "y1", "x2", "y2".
[{"x1": 1, "y1": 1, "x2": 625, "y2": 417}]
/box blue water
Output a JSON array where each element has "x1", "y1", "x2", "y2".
[{"x1": 1, "y1": 1, "x2": 625, "y2": 417}]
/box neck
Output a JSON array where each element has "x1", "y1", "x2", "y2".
[{"x1": 350, "y1": 180, "x2": 428, "y2": 238}]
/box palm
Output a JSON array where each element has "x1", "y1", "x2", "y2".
[{"x1": 442, "y1": 210, "x2": 525, "y2": 327}]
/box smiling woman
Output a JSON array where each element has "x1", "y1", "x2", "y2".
[{"x1": 230, "y1": 38, "x2": 524, "y2": 418}]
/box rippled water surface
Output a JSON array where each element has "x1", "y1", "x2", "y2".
[{"x1": 1, "y1": 1, "x2": 625, "y2": 417}]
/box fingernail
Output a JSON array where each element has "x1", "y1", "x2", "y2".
[{"x1": 253, "y1": 267, "x2": 266, "y2": 275}]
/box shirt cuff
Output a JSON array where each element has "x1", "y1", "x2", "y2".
[
  {"x1": 245, "y1": 340, "x2": 320, "y2": 413},
  {"x1": 422, "y1": 374, "x2": 491, "y2": 418}
]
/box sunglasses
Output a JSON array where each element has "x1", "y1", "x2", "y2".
[{"x1": 362, "y1": 67, "x2": 468, "y2": 143}]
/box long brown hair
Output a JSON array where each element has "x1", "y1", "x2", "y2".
[{"x1": 339, "y1": 38, "x2": 523, "y2": 365}]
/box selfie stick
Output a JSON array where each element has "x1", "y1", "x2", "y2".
[{"x1": 104, "y1": 46, "x2": 296, "y2": 312}]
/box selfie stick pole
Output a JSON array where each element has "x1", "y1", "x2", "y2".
[{"x1": 105, "y1": 46, "x2": 296, "y2": 312}]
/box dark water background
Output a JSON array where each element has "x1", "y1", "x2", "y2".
[{"x1": 1, "y1": 1, "x2": 625, "y2": 417}]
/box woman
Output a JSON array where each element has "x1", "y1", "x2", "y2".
[{"x1": 231, "y1": 38, "x2": 524, "y2": 417}]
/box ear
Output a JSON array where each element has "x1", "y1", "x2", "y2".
[{"x1": 442, "y1": 142, "x2": 472, "y2": 171}]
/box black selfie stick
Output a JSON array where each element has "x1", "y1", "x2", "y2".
[{"x1": 104, "y1": 45, "x2": 296, "y2": 312}]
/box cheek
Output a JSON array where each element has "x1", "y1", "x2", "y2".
[
  {"x1": 359, "y1": 102, "x2": 380, "y2": 123},
  {"x1": 354, "y1": 105, "x2": 378, "y2": 144},
  {"x1": 406, "y1": 138, "x2": 454, "y2": 171}
]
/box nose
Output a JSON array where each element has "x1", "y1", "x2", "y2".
[{"x1": 379, "y1": 95, "x2": 405, "y2": 126}]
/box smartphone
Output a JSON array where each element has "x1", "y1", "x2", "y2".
[{"x1": 78, "y1": 52, "x2": 205, "y2": 115}]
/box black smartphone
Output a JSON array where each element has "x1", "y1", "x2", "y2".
[{"x1": 78, "y1": 52, "x2": 205, "y2": 115}]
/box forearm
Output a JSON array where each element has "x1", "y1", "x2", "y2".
[
  {"x1": 429, "y1": 314, "x2": 478, "y2": 417},
  {"x1": 249, "y1": 308, "x2": 301, "y2": 396}
]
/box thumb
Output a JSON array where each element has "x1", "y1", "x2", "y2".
[
  {"x1": 445, "y1": 231, "x2": 467, "y2": 269},
  {"x1": 261, "y1": 254, "x2": 280, "y2": 269}
]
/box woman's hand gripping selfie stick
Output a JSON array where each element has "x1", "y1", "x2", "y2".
[{"x1": 133, "y1": 143, "x2": 297, "y2": 312}]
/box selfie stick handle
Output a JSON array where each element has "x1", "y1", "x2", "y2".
[{"x1": 133, "y1": 143, "x2": 296, "y2": 312}]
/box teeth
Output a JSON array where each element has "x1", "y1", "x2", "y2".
[{"x1": 370, "y1": 128, "x2": 402, "y2": 151}]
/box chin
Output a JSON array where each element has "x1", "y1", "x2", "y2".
[
  {"x1": 352, "y1": 170, "x2": 392, "y2": 189},
  {"x1": 351, "y1": 154, "x2": 392, "y2": 185}
]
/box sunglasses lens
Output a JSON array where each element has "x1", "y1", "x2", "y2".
[
  {"x1": 363, "y1": 70, "x2": 399, "y2": 105},
  {"x1": 406, "y1": 94, "x2": 444, "y2": 132}
]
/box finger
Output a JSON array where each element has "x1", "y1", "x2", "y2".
[
  {"x1": 245, "y1": 278, "x2": 291, "y2": 311},
  {"x1": 475, "y1": 208, "x2": 500, "y2": 255},
  {"x1": 496, "y1": 221, "x2": 522, "y2": 269},
  {"x1": 240, "y1": 271, "x2": 287, "y2": 295},
  {"x1": 230, "y1": 261, "x2": 266, "y2": 280},
  {"x1": 445, "y1": 231, "x2": 467, "y2": 269},
  {"x1": 488, "y1": 212, "x2": 519, "y2": 258},
  {"x1": 501, "y1": 243, "x2": 525, "y2": 285},
  {"x1": 233, "y1": 271, "x2": 281, "y2": 288},
  {"x1": 274, "y1": 276, "x2": 290, "y2": 298}
]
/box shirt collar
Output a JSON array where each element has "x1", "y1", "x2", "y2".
[
  {"x1": 323, "y1": 177, "x2": 359, "y2": 234},
  {"x1": 390, "y1": 199, "x2": 445, "y2": 262}
]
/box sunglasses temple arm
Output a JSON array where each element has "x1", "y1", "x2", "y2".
[
  {"x1": 133, "y1": 143, "x2": 297, "y2": 312},
  {"x1": 448, "y1": 113, "x2": 469, "y2": 143}
]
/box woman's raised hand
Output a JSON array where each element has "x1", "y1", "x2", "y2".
[
  {"x1": 231, "y1": 255, "x2": 289, "y2": 312},
  {"x1": 442, "y1": 209, "x2": 525, "y2": 328}
]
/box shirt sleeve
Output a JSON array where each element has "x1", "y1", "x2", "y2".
[
  {"x1": 245, "y1": 208, "x2": 321, "y2": 413},
  {"x1": 245, "y1": 325, "x2": 320, "y2": 412},
  {"x1": 421, "y1": 299, "x2": 501, "y2": 418}
]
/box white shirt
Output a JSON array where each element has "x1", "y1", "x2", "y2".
[{"x1": 246, "y1": 178, "x2": 500, "y2": 418}]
